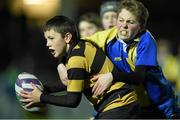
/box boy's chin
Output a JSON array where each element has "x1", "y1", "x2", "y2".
[
  {"x1": 55, "y1": 54, "x2": 64, "y2": 58},
  {"x1": 53, "y1": 54, "x2": 59, "y2": 58}
]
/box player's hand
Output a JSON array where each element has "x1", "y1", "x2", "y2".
[
  {"x1": 20, "y1": 83, "x2": 42, "y2": 107},
  {"x1": 91, "y1": 72, "x2": 113, "y2": 97},
  {"x1": 57, "y1": 63, "x2": 68, "y2": 86}
]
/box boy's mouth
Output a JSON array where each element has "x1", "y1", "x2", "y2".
[
  {"x1": 49, "y1": 49, "x2": 55, "y2": 55},
  {"x1": 120, "y1": 30, "x2": 128, "y2": 36}
]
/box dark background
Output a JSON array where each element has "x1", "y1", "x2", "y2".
[{"x1": 0, "y1": 0, "x2": 179, "y2": 119}]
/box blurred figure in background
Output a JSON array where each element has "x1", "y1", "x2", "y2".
[
  {"x1": 78, "y1": 12, "x2": 102, "y2": 38},
  {"x1": 175, "y1": 43, "x2": 180, "y2": 104},
  {"x1": 100, "y1": 1, "x2": 119, "y2": 29},
  {"x1": 177, "y1": 44, "x2": 180, "y2": 90},
  {"x1": 157, "y1": 38, "x2": 172, "y2": 67},
  {"x1": 157, "y1": 38, "x2": 179, "y2": 90}
]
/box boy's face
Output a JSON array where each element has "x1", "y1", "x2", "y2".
[
  {"x1": 44, "y1": 29, "x2": 67, "y2": 58},
  {"x1": 79, "y1": 21, "x2": 99, "y2": 38},
  {"x1": 116, "y1": 9, "x2": 140, "y2": 42},
  {"x1": 102, "y1": 11, "x2": 117, "y2": 29}
]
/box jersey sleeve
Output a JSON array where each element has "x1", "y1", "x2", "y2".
[
  {"x1": 66, "y1": 56, "x2": 87, "y2": 92},
  {"x1": 136, "y1": 31, "x2": 158, "y2": 66}
]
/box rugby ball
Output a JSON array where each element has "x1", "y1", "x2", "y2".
[{"x1": 15, "y1": 72, "x2": 44, "y2": 112}]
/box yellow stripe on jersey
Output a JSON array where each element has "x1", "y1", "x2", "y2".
[
  {"x1": 99, "y1": 57, "x2": 114, "y2": 74},
  {"x1": 126, "y1": 43, "x2": 137, "y2": 71},
  {"x1": 67, "y1": 56, "x2": 86, "y2": 69},
  {"x1": 67, "y1": 80, "x2": 84, "y2": 92},
  {"x1": 106, "y1": 82, "x2": 125, "y2": 94},
  {"x1": 102, "y1": 91, "x2": 137, "y2": 112},
  {"x1": 84, "y1": 42, "x2": 97, "y2": 72}
]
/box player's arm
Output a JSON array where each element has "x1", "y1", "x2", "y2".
[
  {"x1": 92, "y1": 31, "x2": 158, "y2": 95},
  {"x1": 92, "y1": 66, "x2": 149, "y2": 96},
  {"x1": 111, "y1": 66, "x2": 147, "y2": 85},
  {"x1": 112, "y1": 31, "x2": 158, "y2": 84},
  {"x1": 43, "y1": 80, "x2": 66, "y2": 93},
  {"x1": 41, "y1": 58, "x2": 87, "y2": 108},
  {"x1": 40, "y1": 92, "x2": 82, "y2": 108},
  {"x1": 41, "y1": 62, "x2": 86, "y2": 108},
  {"x1": 20, "y1": 85, "x2": 82, "y2": 108},
  {"x1": 20, "y1": 66, "x2": 84, "y2": 108},
  {"x1": 20, "y1": 57, "x2": 86, "y2": 108}
]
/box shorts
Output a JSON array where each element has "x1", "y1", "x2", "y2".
[{"x1": 94, "y1": 102, "x2": 141, "y2": 119}]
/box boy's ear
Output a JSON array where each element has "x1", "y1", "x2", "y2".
[{"x1": 64, "y1": 32, "x2": 72, "y2": 44}]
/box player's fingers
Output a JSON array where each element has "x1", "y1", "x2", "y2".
[
  {"x1": 92, "y1": 81, "x2": 99, "y2": 93},
  {"x1": 19, "y1": 92, "x2": 29, "y2": 98},
  {"x1": 95, "y1": 86, "x2": 103, "y2": 96},
  {"x1": 25, "y1": 102, "x2": 33, "y2": 107},
  {"x1": 90, "y1": 75, "x2": 99, "y2": 81},
  {"x1": 20, "y1": 98, "x2": 31, "y2": 103},
  {"x1": 20, "y1": 90, "x2": 29, "y2": 94},
  {"x1": 96, "y1": 87, "x2": 105, "y2": 96},
  {"x1": 93, "y1": 83, "x2": 102, "y2": 96}
]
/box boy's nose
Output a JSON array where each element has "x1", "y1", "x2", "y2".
[
  {"x1": 46, "y1": 41, "x2": 51, "y2": 47},
  {"x1": 122, "y1": 22, "x2": 128, "y2": 29}
]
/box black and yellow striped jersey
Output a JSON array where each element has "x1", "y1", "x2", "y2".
[{"x1": 66, "y1": 40, "x2": 137, "y2": 112}]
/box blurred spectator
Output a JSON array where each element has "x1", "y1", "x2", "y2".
[
  {"x1": 175, "y1": 44, "x2": 180, "y2": 103},
  {"x1": 100, "y1": 1, "x2": 119, "y2": 29},
  {"x1": 157, "y1": 38, "x2": 172, "y2": 66},
  {"x1": 177, "y1": 44, "x2": 180, "y2": 89},
  {"x1": 157, "y1": 38, "x2": 179, "y2": 89},
  {"x1": 78, "y1": 12, "x2": 102, "y2": 38}
]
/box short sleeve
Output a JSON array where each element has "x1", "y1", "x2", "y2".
[
  {"x1": 136, "y1": 31, "x2": 158, "y2": 66},
  {"x1": 67, "y1": 56, "x2": 86, "y2": 92}
]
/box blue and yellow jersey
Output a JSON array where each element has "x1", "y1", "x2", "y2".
[
  {"x1": 84, "y1": 27, "x2": 152, "y2": 106},
  {"x1": 84, "y1": 27, "x2": 180, "y2": 118},
  {"x1": 85, "y1": 27, "x2": 158, "y2": 71},
  {"x1": 66, "y1": 40, "x2": 137, "y2": 112}
]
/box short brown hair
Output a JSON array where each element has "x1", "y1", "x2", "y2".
[
  {"x1": 43, "y1": 15, "x2": 79, "y2": 41},
  {"x1": 117, "y1": 0, "x2": 149, "y2": 29},
  {"x1": 79, "y1": 12, "x2": 102, "y2": 29}
]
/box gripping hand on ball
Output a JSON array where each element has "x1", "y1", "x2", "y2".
[{"x1": 20, "y1": 83, "x2": 42, "y2": 107}]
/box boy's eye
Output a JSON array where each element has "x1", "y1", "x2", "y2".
[
  {"x1": 48, "y1": 36, "x2": 54, "y2": 40},
  {"x1": 128, "y1": 20, "x2": 135, "y2": 24},
  {"x1": 127, "y1": 20, "x2": 137, "y2": 24},
  {"x1": 119, "y1": 19, "x2": 124, "y2": 22}
]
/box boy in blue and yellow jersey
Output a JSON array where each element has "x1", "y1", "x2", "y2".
[
  {"x1": 19, "y1": 15, "x2": 141, "y2": 119},
  {"x1": 81, "y1": 0, "x2": 180, "y2": 119}
]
